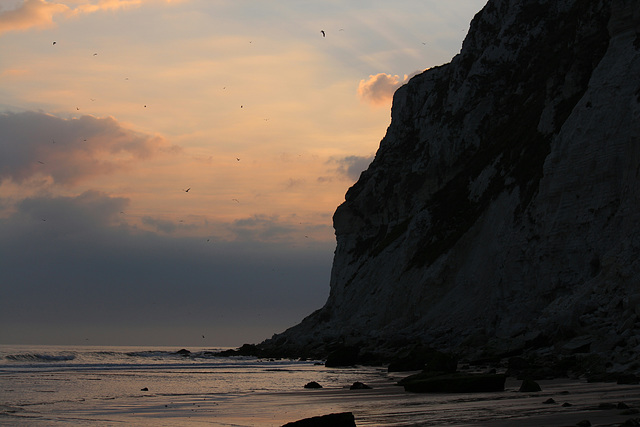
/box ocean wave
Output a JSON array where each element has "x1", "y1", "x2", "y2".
[
  {"x1": 1, "y1": 347, "x2": 284, "y2": 372},
  {"x1": 5, "y1": 353, "x2": 76, "y2": 362}
]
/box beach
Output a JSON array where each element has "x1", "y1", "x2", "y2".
[{"x1": 2, "y1": 345, "x2": 640, "y2": 426}]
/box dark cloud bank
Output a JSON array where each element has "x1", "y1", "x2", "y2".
[
  {"x1": 0, "y1": 190, "x2": 333, "y2": 346},
  {"x1": 0, "y1": 110, "x2": 175, "y2": 185}
]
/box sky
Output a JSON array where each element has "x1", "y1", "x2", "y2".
[{"x1": 0, "y1": 0, "x2": 486, "y2": 347}]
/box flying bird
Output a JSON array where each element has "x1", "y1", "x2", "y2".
[
  {"x1": 236, "y1": 158, "x2": 240, "y2": 161},
  {"x1": 52, "y1": 41, "x2": 56, "y2": 45},
  {"x1": 320, "y1": 30, "x2": 325, "y2": 37},
  {"x1": 37, "y1": 161, "x2": 45, "y2": 164},
  {"x1": 184, "y1": 188, "x2": 191, "y2": 192}
]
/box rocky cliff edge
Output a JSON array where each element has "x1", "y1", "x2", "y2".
[{"x1": 258, "y1": 0, "x2": 640, "y2": 369}]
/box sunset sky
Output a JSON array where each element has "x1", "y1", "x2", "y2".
[{"x1": 0, "y1": 0, "x2": 485, "y2": 347}]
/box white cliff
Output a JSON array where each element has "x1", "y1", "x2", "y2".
[{"x1": 261, "y1": 0, "x2": 640, "y2": 367}]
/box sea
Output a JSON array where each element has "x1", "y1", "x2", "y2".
[
  {"x1": 2, "y1": 344, "x2": 639, "y2": 426},
  {"x1": 0, "y1": 344, "x2": 397, "y2": 426}
]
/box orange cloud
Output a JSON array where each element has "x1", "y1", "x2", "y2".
[
  {"x1": 0, "y1": 0, "x2": 68, "y2": 34},
  {"x1": 0, "y1": 0, "x2": 180, "y2": 35},
  {"x1": 69, "y1": 0, "x2": 142, "y2": 15},
  {"x1": 357, "y1": 73, "x2": 411, "y2": 106}
]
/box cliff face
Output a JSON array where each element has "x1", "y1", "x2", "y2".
[{"x1": 264, "y1": 0, "x2": 640, "y2": 362}]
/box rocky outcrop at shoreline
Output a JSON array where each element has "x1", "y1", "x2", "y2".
[{"x1": 252, "y1": 0, "x2": 640, "y2": 373}]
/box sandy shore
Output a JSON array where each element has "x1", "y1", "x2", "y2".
[
  {"x1": 12, "y1": 376, "x2": 637, "y2": 426},
  {"x1": 220, "y1": 377, "x2": 640, "y2": 426}
]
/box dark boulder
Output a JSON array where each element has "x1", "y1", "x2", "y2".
[
  {"x1": 350, "y1": 381, "x2": 372, "y2": 390},
  {"x1": 304, "y1": 381, "x2": 323, "y2": 389},
  {"x1": 519, "y1": 379, "x2": 542, "y2": 392},
  {"x1": 282, "y1": 412, "x2": 356, "y2": 427}
]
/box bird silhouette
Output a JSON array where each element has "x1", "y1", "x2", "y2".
[
  {"x1": 184, "y1": 188, "x2": 191, "y2": 192},
  {"x1": 320, "y1": 30, "x2": 325, "y2": 37},
  {"x1": 52, "y1": 41, "x2": 56, "y2": 45}
]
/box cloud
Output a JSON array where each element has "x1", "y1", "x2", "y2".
[
  {"x1": 229, "y1": 214, "x2": 297, "y2": 242},
  {"x1": 329, "y1": 155, "x2": 374, "y2": 181},
  {"x1": 141, "y1": 215, "x2": 200, "y2": 234},
  {"x1": 0, "y1": 191, "x2": 333, "y2": 346},
  {"x1": 0, "y1": 0, "x2": 68, "y2": 34},
  {"x1": 0, "y1": 111, "x2": 174, "y2": 185},
  {"x1": 357, "y1": 73, "x2": 414, "y2": 106},
  {"x1": 15, "y1": 189, "x2": 128, "y2": 232},
  {"x1": 0, "y1": 0, "x2": 180, "y2": 35},
  {"x1": 284, "y1": 178, "x2": 305, "y2": 189},
  {"x1": 142, "y1": 216, "x2": 179, "y2": 233}
]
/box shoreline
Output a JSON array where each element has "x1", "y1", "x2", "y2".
[{"x1": 7, "y1": 375, "x2": 640, "y2": 426}]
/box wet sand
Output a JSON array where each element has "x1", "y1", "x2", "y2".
[{"x1": 12, "y1": 376, "x2": 639, "y2": 426}]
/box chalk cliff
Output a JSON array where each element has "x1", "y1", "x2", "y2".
[{"x1": 262, "y1": 0, "x2": 640, "y2": 365}]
